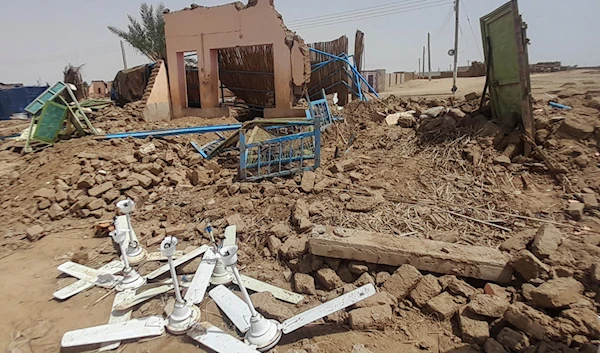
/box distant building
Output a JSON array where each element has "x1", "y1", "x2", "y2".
[
  {"x1": 361, "y1": 69, "x2": 386, "y2": 93},
  {"x1": 88, "y1": 81, "x2": 111, "y2": 96},
  {"x1": 385, "y1": 72, "x2": 417, "y2": 89},
  {"x1": 530, "y1": 62, "x2": 562, "y2": 73},
  {"x1": 0, "y1": 83, "x2": 24, "y2": 91}
]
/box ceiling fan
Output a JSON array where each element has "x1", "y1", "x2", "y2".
[
  {"x1": 60, "y1": 237, "x2": 376, "y2": 352},
  {"x1": 188, "y1": 244, "x2": 376, "y2": 352}
]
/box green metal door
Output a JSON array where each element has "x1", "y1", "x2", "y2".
[{"x1": 481, "y1": 1, "x2": 530, "y2": 129}]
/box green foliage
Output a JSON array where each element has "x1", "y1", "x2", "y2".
[{"x1": 108, "y1": 3, "x2": 166, "y2": 62}]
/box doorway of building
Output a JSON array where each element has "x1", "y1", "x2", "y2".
[{"x1": 184, "y1": 51, "x2": 201, "y2": 108}]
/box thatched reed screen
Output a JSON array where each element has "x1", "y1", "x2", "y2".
[
  {"x1": 218, "y1": 45, "x2": 275, "y2": 109},
  {"x1": 308, "y1": 35, "x2": 349, "y2": 105}
]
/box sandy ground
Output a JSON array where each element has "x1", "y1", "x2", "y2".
[{"x1": 384, "y1": 69, "x2": 600, "y2": 100}]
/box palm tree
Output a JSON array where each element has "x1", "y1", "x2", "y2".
[{"x1": 108, "y1": 3, "x2": 167, "y2": 62}]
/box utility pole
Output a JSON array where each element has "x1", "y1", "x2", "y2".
[
  {"x1": 422, "y1": 46, "x2": 425, "y2": 79},
  {"x1": 418, "y1": 58, "x2": 421, "y2": 78},
  {"x1": 120, "y1": 41, "x2": 128, "y2": 70},
  {"x1": 451, "y1": 0, "x2": 460, "y2": 93},
  {"x1": 427, "y1": 33, "x2": 432, "y2": 81}
]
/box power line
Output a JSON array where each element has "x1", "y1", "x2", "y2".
[
  {"x1": 1, "y1": 1, "x2": 452, "y2": 68},
  {"x1": 431, "y1": 4, "x2": 454, "y2": 41},
  {"x1": 461, "y1": 0, "x2": 484, "y2": 60},
  {"x1": 292, "y1": 0, "x2": 451, "y2": 29},
  {"x1": 287, "y1": 0, "x2": 432, "y2": 25},
  {"x1": 292, "y1": 1, "x2": 453, "y2": 30},
  {"x1": 459, "y1": 24, "x2": 470, "y2": 54}
]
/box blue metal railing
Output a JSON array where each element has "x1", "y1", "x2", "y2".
[{"x1": 239, "y1": 118, "x2": 321, "y2": 181}]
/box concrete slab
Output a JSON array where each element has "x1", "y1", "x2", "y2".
[{"x1": 309, "y1": 226, "x2": 512, "y2": 283}]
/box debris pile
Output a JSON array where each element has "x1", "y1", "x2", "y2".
[
  {"x1": 25, "y1": 138, "x2": 231, "y2": 223},
  {"x1": 0, "y1": 80, "x2": 599, "y2": 351},
  {"x1": 88, "y1": 101, "x2": 147, "y2": 133},
  {"x1": 274, "y1": 224, "x2": 600, "y2": 352}
]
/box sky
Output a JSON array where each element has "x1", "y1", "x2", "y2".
[{"x1": 0, "y1": 0, "x2": 599, "y2": 86}]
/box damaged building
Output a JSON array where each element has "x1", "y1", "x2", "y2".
[{"x1": 164, "y1": 0, "x2": 312, "y2": 119}]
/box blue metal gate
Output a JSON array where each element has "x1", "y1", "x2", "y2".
[{"x1": 239, "y1": 118, "x2": 321, "y2": 181}]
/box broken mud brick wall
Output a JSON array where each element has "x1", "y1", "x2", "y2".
[
  {"x1": 112, "y1": 64, "x2": 154, "y2": 107},
  {"x1": 142, "y1": 61, "x2": 172, "y2": 122},
  {"x1": 164, "y1": 0, "x2": 311, "y2": 119}
]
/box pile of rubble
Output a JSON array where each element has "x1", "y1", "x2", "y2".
[
  {"x1": 26, "y1": 138, "x2": 227, "y2": 223},
  {"x1": 271, "y1": 222, "x2": 600, "y2": 353},
  {"x1": 342, "y1": 92, "x2": 600, "y2": 222},
  {"x1": 87, "y1": 102, "x2": 146, "y2": 134},
  {"x1": 1, "y1": 87, "x2": 600, "y2": 352}
]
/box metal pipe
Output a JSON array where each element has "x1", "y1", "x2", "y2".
[
  {"x1": 168, "y1": 256, "x2": 185, "y2": 304},
  {"x1": 119, "y1": 239, "x2": 132, "y2": 272},
  {"x1": 307, "y1": 67, "x2": 345, "y2": 93},
  {"x1": 231, "y1": 265, "x2": 258, "y2": 317},
  {"x1": 452, "y1": 0, "x2": 460, "y2": 93},
  {"x1": 96, "y1": 124, "x2": 242, "y2": 140},
  {"x1": 309, "y1": 48, "x2": 379, "y2": 98},
  {"x1": 549, "y1": 101, "x2": 572, "y2": 110},
  {"x1": 310, "y1": 53, "x2": 348, "y2": 72}
]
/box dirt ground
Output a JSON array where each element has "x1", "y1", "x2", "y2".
[
  {"x1": 0, "y1": 69, "x2": 599, "y2": 353},
  {"x1": 385, "y1": 70, "x2": 600, "y2": 100}
]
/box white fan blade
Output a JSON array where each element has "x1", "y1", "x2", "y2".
[
  {"x1": 114, "y1": 284, "x2": 173, "y2": 311},
  {"x1": 145, "y1": 250, "x2": 184, "y2": 262},
  {"x1": 187, "y1": 322, "x2": 259, "y2": 353},
  {"x1": 145, "y1": 245, "x2": 209, "y2": 280},
  {"x1": 280, "y1": 284, "x2": 376, "y2": 334},
  {"x1": 57, "y1": 261, "x2": 120, "y2": 288},
  {"x1": 184, "y1": 249, "x2": 218, "y2": 305},
  {"x1": 238, "y1": 275, "x2": 304, "y2": 304},
  {"x1": 99, "y1": 291, "x2": 133, "y2": 351},
  {"x1": 54, "y1": 261, "x2": 123, "y2": 300},
  {"x1": 223, "y1": 225, "x2": 237, "y2": 246},
  {"x1": 61, "y1": 316, "x2": 165, "y2": 348},
  {"x1": 209, "y1": 285, "x2": 251, "y2": 333}
]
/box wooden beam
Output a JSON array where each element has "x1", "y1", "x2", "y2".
[{"x1": 309, "y1": 226, "x2": 513, "y2": 283}]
